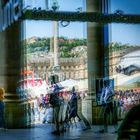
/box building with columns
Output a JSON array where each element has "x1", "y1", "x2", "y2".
[{"x1": 27, "y1": 55, "x2": 88, "y2": 89}]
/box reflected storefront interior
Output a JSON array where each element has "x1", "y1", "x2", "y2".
[{"x1": 0, "y1": 0, "x2": 140, "y2": 128}]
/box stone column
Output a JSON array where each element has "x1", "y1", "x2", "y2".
[
  {"x1": 53, "y1": 21, "x2": 59, "y2": 67},
  {"x1": 82, "y1": 0, "x2": 105, "y2": 124},
  {"x1": 0, "y1": 20, "x2": 34, "y2": 128}
]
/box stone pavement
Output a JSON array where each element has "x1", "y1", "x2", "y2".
[{"x1": 0, "y1": 123, "x2": 118, "y2": 140}]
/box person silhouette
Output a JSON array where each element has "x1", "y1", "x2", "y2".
[
  {"x1": 99, "y1": 80, "x2": 118, "y2": 133},
  {"x1": 68, "y1": 87, "x2": 91, "y2": 130},
  {"x1": 0, "y1": 88, "x2": 6, "y2": 130}
]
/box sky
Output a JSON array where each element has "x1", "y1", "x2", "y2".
[
  {"x1": 24, "y1": 0, "x2": 85, "y2": 39},
  {"x1": 24, "y1": 0, "x2": 140, "y2": 45},
  {"x1": 111, "y1": 0, "x2": 140, "y2": 45}
]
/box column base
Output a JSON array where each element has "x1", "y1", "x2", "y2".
[
  {"x1": 5, "y1": 100, "x2": 35, "y2": 129},
  {"x1": 82, "y1": 95, "x2": 104, "y2": 125}
]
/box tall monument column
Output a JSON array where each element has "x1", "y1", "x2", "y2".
[
  {"x1": 53, "y1": 21, "x2": 59, "y2": 67},
  {"x1": 82, "y1": 0, "x2": 105, "y2": 124}
]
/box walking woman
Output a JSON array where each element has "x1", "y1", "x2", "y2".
[{"x1": 0, "y1": 88, "x2": 6, "y2": 130}]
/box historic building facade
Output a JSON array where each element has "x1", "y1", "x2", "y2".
[{"x1": 27, "y1": 56, "x2": 88, "y2": 90}]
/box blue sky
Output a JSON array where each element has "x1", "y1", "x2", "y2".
[
  {"x1": 111, "y1": 0, "x2": 140, "y2": 15},
  {"x1": 24, "y1": 0, "x2": 140, "y2": 45},
  {"x1": 111, "y1": 0, "x2": 140, "y2": 45},
  {"x1": 24, "y1": 0, "x2": 85, "y2": 39}
]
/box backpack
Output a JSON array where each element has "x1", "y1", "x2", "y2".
[{"x1": 49, "y1": 93, "x2": 61, "y2": 107}]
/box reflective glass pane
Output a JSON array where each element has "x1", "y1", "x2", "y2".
[{"x1": 23, "y1": 0, "x2": 86, "y2": 12}]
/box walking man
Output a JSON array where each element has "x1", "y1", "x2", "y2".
[
  {"x1": 49, "y1": 85, "x2": 64, "y2": 135},
  {"x1": 69, "y1": 87, "x2": 91, "y2": 130}
]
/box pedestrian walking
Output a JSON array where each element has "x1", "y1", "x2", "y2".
[
  {"x1": 49, "y1": 86, "x2": 64, "y2": 135},
  {"x1": 68, "y1": 87, "x2": 91, "y2": 130}
]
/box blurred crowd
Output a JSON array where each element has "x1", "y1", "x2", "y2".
[
  {"x1": 32, "y1": 87, "x2": 88, "y2": 124},
  {"x1": 29, "y1": 85, "x2": 91, "y2": 135},
  {"x1": 32, "y1": 88, "x2": 140, "y2": 123},
  {"x1": 114, "y1": 89, "x2": 140, "y2": 119}
]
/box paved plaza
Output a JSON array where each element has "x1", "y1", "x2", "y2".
[{"x1": 0, "y1": 123, "x2": 118, "y2": 140}]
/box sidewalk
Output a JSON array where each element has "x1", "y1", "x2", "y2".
[{"x1": 0, "y1": 123, "x2": 118, "y2": 140}]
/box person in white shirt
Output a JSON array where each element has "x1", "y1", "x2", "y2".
[{"x1": 99, "y1": 80, "x2": 118, "y2": 133}]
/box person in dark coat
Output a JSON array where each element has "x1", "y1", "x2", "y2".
[
  {"x1": 68, "y1": 87, "x2": 80, "y2": 121},
  {"x1": 118, "y1": 104, "x2": 140, "y2": 140},
  {"x1": 68, "y1": 87, "x2": 91, "y2": 130},
  {"x1": 49, "y1": 85, "x2": 64, "y2": 135}
]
